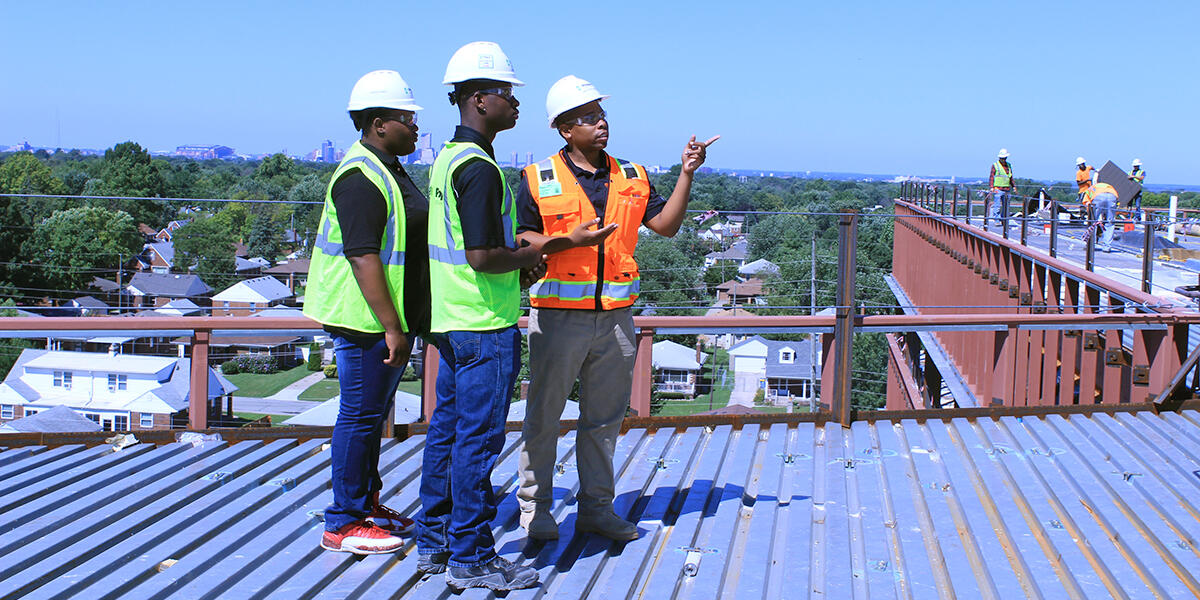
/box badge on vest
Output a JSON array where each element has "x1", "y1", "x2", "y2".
[{"x1": 538, "y1": 181, "x2": 563, "y2": 197}]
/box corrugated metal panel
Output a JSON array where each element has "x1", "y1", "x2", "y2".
[{"x1": 1, "y1": 410, "x2": 1199, "y2": 599}]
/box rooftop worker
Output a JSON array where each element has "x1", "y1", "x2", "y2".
[
  {"x1": 1128, "y1": 158, "x2": 1146, "y2": 209},
  {"x1": 1084, "y1": 181, "x2": 1119, "y2": 252},
  {"x1": 513, "y1": 75, "x2": 717, "y2": 542},
  {"x1": 1075, "y1": 157, "x2": 1094, "y2": 203},
  {"x1": 306, "y1": 70, "x2": 428, "y2": 555},
  {"x1": 988, "y1": 149, "x2": 1013, "y2": 229},
  {"x1": 415, "y1": 41, "x2": 543, "y2": 592}
]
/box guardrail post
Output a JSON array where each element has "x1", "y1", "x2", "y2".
[
  {"x1": 1142, "y1": 214, "x2": 1154, "y2": 294},
  {"x1": 630, "y1": 328, "x2": 655, "y2": 416},
  {"x1": 1049, "y1": 197, "x2": 1059, "y2": 258},
  {"x1": 1168, "y1": 195, "x2": 1178, "y2": 242},
  {"x1": 965, "y1": 186, "x2": 972, "y2": 226},
  {"x1": 952, "y1": 186, "x2": 959, "y2": 220},
  {"x1": 983, "y1": 192, "x2": 991, "y2": 232},
  {"x1": 189, "y1": 330, "x2": 210, "y2": 430},
  {"x1": 422, "y1": 342, "x2": 439, "y2": 422},
  {"x1": 831, "y1": 210, "x2": 858, "y2": 426},
  {"x1": 1085, "y1": 204, "x2": 1096, "y2": 271}
]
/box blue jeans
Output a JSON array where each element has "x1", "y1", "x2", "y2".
[
  {"x1": 417, "y1": 326, "x2": 520, "y2": 568},
  {"x1": 325, "y1": 332, "x2": 408, "y2": 532},
  {"x1": 1093, "y1": 193, "x2": 1117, "y2": 250},
  {"x1": 989, "y1": 190, "x2": 1008, "y2": 228}
]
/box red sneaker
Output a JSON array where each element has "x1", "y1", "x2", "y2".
[
  {"x1": 320, "y1": 520, "x2": 403, "y2": 554},
  {"x1": 369, "y1": 492, "x2": 416, "y2": 536}
]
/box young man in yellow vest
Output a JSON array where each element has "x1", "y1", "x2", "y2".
[
  {"x1": 1128, "y1": 158, "x2": 1146, "y2": 209},
  {"x1": 304, "y1": 70, "x2": 427, "y2": 554},
  {"x1": 415, "y1": 42, "x2": 544, "y2": 592},
  {"x1": 513, "y1": 75, "x2": 717, "y2": 541},
  {"x1": 988, "y1": 149, "x2": 1014, "y2": 229}
]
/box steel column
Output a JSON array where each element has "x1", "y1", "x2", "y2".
[
  {"x1": 189, "y1": 330, "x2": 210, "y2": 430},
  {"x1": 831, "y1": 211, "x2": 859, "y2": 425},
  {"x1": 630, "y1": 327, "x2": 655, "y2": 416}
]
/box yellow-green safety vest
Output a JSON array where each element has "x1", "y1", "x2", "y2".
[
  {"x1": 303, "y1": 141, "x2": 408, "y2": 333},
  {"x1": 992, "y1": 161, "x2": 1012, "y2": 188},
  {"x1": 427, "y1": 142, "x2": 519, "y2": 333}
]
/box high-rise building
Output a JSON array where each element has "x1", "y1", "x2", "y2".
[
  {"x1": 525, "y1": 152, "x2": 533, "y2": 167},
  {"x1": 320, "y1": 140, "x2": 335, "y2": 163},
  {"x1": 511, "y1": 151, "x2": 518, "y2": 168}
]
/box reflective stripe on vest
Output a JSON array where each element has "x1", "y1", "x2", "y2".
[{"x1": 313, "y1": 156, "x2": 405, "y2": 266}]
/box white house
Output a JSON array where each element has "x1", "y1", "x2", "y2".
[
  {"x1": 211, "y1": 276, "x2": 293, "y2": 316},
  {"x1": 727, "y1": 335, "x2": 820, "y2": 404},
  {"x1": 0, "y1": 349, "x2": 237, "y2": 432},
  {"x1": 651, "y1": 340, "x2": 708, "y2": 396}
]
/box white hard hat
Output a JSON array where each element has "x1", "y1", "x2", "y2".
[
  {"x1": 1132, "y1": 158, "x2": 1143, "y2": 167},
  {"x1": 347, "y1": 70, "x2": 422, "y2": 112},
  {"x1": 546, "y1": 75, "x2": 610, "y2": 127},
  {"x1": 442, "y1": 41, "x2": 524, "y2": 86},
  {"x1": 997, "y1": 148, "x2": 1010, "y2": 158},
  {"x1": 1075, "y1": 156, "x2": 1086, "y2": 166}
]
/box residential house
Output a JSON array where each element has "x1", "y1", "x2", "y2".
[
  {"x1": 126, "y1": 273, "x2": 212, "y2": 308},
  {"x1": 715, "y1": 278, "x2": 765, "y2": 306},
  {"x1": 134, "y1": 242, "x2": 175, "y2": 274},
  {"x1": 235, "y1": 256, "x2": 271, "y2": 277},
  {"x1": 154, "y1": 220, "x2": 190, "y2": 243},
  {"x1": 262, "y1": 259, "x2": 310, "y2": 294},
  {"x1": 651, "y1": 340, "x2": 708, "y2": 396},
  {"x1": 211, "y1": 276, "x2": 293, "y2": 316},
  {"x1": 66, "y1": 296, "x2": 110, "y2": 316},
  {"x1": 704, "y1": 239, "x2": 748, "y2": 269},
  {"x1": 0, "y1": 349, "x2": 237, "y2": 431},
  {"x1": 727, "y1": 335, "x2": 820, "y2": 405}
]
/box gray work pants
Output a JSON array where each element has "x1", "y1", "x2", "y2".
[{"x1": 517, "y1": 307, "x2": 636, "y2": 516}]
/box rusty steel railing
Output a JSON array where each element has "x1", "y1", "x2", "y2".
[{"x1": 891, "y1": 198, "x2": 1194, "y2": 409}]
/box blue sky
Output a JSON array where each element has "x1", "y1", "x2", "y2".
[{"x1": 2, "y1": 1, "x2": 1197, "y2": 184}]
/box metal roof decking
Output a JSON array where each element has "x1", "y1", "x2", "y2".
[{"x1": 2, "y1": 409, "x2": 1200, "y2": 598}]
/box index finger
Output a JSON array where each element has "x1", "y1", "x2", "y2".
[{"x1": 700, "y1": 135, "x2": 721, "y2": 147}]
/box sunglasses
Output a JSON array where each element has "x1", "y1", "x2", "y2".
[
  {"x1": 475, "y1": 87, "x2": 516, "y2": 100},
  {"x1": 385, "y1": 112, "x2": 418, "y2": 127},
  {"x1": 564, "y1": 110, "x2": 606, "y2": 127}
]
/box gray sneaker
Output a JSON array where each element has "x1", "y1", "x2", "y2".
[
  {"x1": 520, "y1": 508, "x2": 559, "y2": 540},
  {"x1": 446, "y1": 556, "x2": 538, "y2": 591},
  {"x1": 575, "y1": 510, "x2": 639, "y2": 541},
  {"x1": 417, "y1": 551, "x2": 449, "y2": 574}
]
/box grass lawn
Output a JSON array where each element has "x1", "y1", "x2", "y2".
[
  {"x1": 224, "y1": 365, "x2": 313, "y2": 397},
  {"x1": 229, "y1": 412, "x2": 293, "y2": 427},
  {"x1": 296, "y1": 377, "x2": 424, "y2": 402}
]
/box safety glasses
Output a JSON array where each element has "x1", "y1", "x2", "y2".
[
  {"x1": 385, "y1": 112, "x2": 418, "y2": 127},
  {"x1": 565, "y1": 110, "x2": 606, "y2": 127}
]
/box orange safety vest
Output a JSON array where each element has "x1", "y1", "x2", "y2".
[
  {"x1": 523, "y1": 152, "x2": 650, "y2": 310},
  {"x1": 1076, "y1": 166, "x2": 1093, "y2": 193}
]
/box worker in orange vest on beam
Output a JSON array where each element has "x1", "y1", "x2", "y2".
[
  {"x1": 513, "y1": 75, "x2": 717, "y2": 542},
  {"x1": 1075, "y1": 157, "x2": 1094, "y2": 204}
]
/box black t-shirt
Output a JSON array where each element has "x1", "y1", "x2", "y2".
[
  {"x1": 326, "y1": 141, "x2": 430, "y2": 335},
  {"x1": 515, "y1": 147, "x2": 667, "y2": 234},
  {"x1": 450, "y1": 126, "x2": 511, "y2": 249}
]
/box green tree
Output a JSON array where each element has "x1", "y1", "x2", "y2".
[
  {"x1": 173, "y1": 216, "x2": 239, "y2": 290},
  {"x1": 0, "y1": 152, "x2": 66, "y2": 195},
  {"x1": 247, "y1": 214, "x2": 281, "y2": 259},
  {"x1": 92, "y1": 141, "x2": 172, "y2": 226},
  {"x1": 24, "y1": 207, "x2": 143, "y2": 292},
  {"x1": 254, "y1": 153, "x2": 302, "y2": 189}
]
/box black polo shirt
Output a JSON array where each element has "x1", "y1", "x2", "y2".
[
  {"x1": 328, "y1": 141, "x2": 430, "y2": 335},
  {"x1": 515, "y1": 147, "x2": 667, "y2": 234},
  {"x1": 449, "y1": 126, "x2": 511, "y2": 249}
]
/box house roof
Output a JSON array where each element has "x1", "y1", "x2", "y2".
[
  {"x1": 4, "y1": 408, "x2": 1197, "y2": 597},
  {"x1": 250, "y1": 307, "x2": 306, "y2": 318},
  {"x1": 170, "y1": 335, "x2": 301, "y2": 348},
  {"x1": 24, "y1": 351, "x2": 178, "y2": 376},
  {"x1": 142, "y1": 242, "x2": 175, "y2": 267},
  {"x1": 651, "y1": 340, "x2": 707, "y2": 371},
  {"x1": 89, "y1": 276, "x2": 121, "y2": 293},
  {"x1": 262, "y1": 259, "x2": 310, "y2": 275},
  {"x1": 283, "y1": 391, "x2": 423, "y2": 427},
  {"x1": 127, "y1": 273, "x2": 212, "y2": 298},
  {"x1": 152, "y1": 299, "x2": 204, "y2": 316},
  {"x1": 137, "y1": 223, "x2": 157, "y2": 236},
  {"x1": 763, "y1": 338, "x2": 818, "y2": 379},
  {"x1": 738, "y1": 258, "x2": 779, "y2": 277},
  {"x1": 212, "y1": 276, "x2": 292, "y2": 304},
  {"x1": 715, "y1": 278, "x2": 764, "y2": 296},
  {"x1": 70, "y1": 296, "x2": 110, "y2": 309},
  {"x1": 0, "y1": 405, "x2": 102, "y2": 433},
  {"x1": 235, "y1": 257, "x2": 271, "y2": 272}
]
